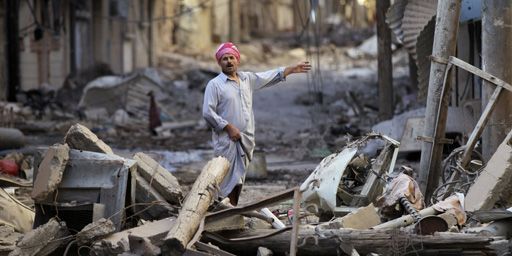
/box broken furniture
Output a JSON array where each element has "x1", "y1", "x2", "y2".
[
  {"x1": 300, "y1": 133, "x2": 400, "y2": 216},
  {"x1": 32, "y1": 149, "x2": 133, "y2": 232}
]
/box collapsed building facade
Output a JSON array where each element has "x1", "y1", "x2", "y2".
[{"x1": 0, "y1": 0, "x2": 511, "y2": 255}]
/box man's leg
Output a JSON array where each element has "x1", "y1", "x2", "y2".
[
  {"x1": 227, "y1": 184, "x2": 243, "y2": 206},
  {"x1": 227, "y1": 154, "x2": 249, "y2": 206}
]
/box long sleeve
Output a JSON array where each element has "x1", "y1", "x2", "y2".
[
  {"x1": 246, "y1": 67, "x2": 286, "y2": 91},
  {"x1": 203, "y1": 82, "x2": 228, "y2": 132}
]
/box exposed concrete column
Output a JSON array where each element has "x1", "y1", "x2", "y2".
[
  {"x1": 481, "y1": 0, "x2": 512, "y2": 160},
  {"x1": 376, "y1": 0, "x2": 393, "y2": 120},
  {"x1": 418, "y1": 0, "x2": 461, "y2": 199}
]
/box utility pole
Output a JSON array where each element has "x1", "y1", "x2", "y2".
[
  {"x1": 377, "y1": 0, "x2": 393, "y2": 120},
  {"x1": 481, "y1": 0, "x2": 512, "y2": 159},
  {"x1": 418, "y1": 0, "x2": 461, "y2": 200}
]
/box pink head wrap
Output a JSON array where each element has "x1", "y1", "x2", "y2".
[{"x1": 215, "y1": 42, "x2": 240, "y2": 63}]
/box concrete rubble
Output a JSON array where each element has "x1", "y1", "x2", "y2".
[
  {"x1": 0, "y1": 125, "x2": 510, "y2": 255},
  {"x1": 465, "y1": 129, "x2": 512, "y2": 211},
  {"x1": 30, "y1": 143, "x2": 69, "y2": 201},
  {"x1": 133, "y1": 152, "x2": 183, "y2": 205},
  {"x1": 75, "y1": 218, "x2": 115, "y2": 246},
  {"x1": 63, "y1": 123, "x2": 114, "y2": 155},
  {"x1": 1, "y1": 1, "x2": 511, "y2": 254},
  {"x1": 8, "y1": 218, "x2": 70, "y2": 256},
  {"x1": 0, "y1": 120, "x2": 512, "y2": 255}
]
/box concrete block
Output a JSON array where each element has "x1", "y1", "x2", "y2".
[
  {"x1": 64, "y1": 123, "x2": 114, "y2": 155},
  {"x1": 133, "y1": 152, "x2": 182, "y2": 204},
  {"x1": 257, "y1": 247, "x2": 273, "y2": 256},
  {"x1": 92, "y1": 217, "x2": 175, "y2": 255},
  {"x1": 31, "y1": 143, "x2": 70, "y2": 202},
  {"x1": 133, "y1": 170, "x2": 177, "y2": 220},
  {"x1": 76, "y1": 218, "x2": 115, "y2": 245},
  {"x1": 466, "y1": 130, "x2": 512, "y2": 211},
  {"x1": 9, "y1": 218, "x2": 70, "y2": 256}
]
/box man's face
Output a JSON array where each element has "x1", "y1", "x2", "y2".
[{"x1": 219, "y1": 53, "x2": 239, "y2": 75}]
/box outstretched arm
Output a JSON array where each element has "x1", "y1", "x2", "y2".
[{"x1": 283, "y1": 61, "x2": 311, "y2": 78}]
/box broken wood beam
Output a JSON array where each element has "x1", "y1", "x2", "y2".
[
  {"x1": 204, "y1": 228, "x2": 505, "y2": 256},
  {"x1": 162, "y1": 157, "x2": 230, "y2": 256},
  {"x1": 418, "y1": 0, "x2": 462, "y2": 200}
]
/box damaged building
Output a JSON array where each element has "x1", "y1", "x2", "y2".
[{"x1": 0, "y1": 0, "x2": 511, "y2": 255}]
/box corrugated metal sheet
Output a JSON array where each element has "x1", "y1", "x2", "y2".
[
  {"x1": 401, "y1": 0, "x2": 437, "y2": 60},
  {"x1": 386, "y1": 0, "x2": 408, "y2": 43},
  {"x1": 386, "y1": 0, "x2": 437, "y2": 100}
]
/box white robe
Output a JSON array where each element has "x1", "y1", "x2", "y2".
[{"x1": 202, "y1": 68, "x2": 285, "y2": 197}]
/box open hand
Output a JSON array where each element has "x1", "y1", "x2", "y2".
[
  {"x1": 284, "y1": 61, "x2": 311, "y2": 77},
  {"x1": 292, "y1": 61, "x2": 311, "y2": 73}
]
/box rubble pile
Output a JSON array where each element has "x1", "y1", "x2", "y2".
[{"x1": 0, "y1": 123, "x2": 509, "y2": 255}]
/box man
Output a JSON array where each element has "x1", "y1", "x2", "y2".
[{"x1": 203, "y1": 42, "x2": 311, "y2": 206}]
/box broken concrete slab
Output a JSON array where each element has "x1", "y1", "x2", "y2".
[
  {"x1": 128, "y1": 236, "x2": 161, "y2": 256},
  {"x1": 91, "y1": 217, "x2": 175, "y2": 255},
  {"x1": 0, "y1": 188, "x2": 34, "y2": 233},
  {"x1": 9, "y1": 218, "x2": 70, "y2": 256},
  {"x1": 465, "y1": 129, "x2": 512, "y2": 211},
  {"x1": 132, "y1": 170, "x2": 178, "y2": 220},
  {"x1": 133, "y1": 152, "x2": 183, "y2": 205},
  {"x1": 64, "y1": 123, "x2": 114, "y2": 155},
  {"x1": 257, "y1": 246, "x2": 273, "y2": 256},
  {"x1": 76, "y1": 218, "x2": 115, "y2": 246},
  {"x1": 0, "y1": 225, "x2": 23, "y2": 255},
  {"x1": 318, "y1": 204, "x2": 381, "y2": 230},
  {"x1": 31, "y1": 143, "x2": 70, "y2": 201}
]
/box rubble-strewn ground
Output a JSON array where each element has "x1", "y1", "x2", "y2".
[{"x1": 4, "y1": 36, "x2": 423, "y2": 208}]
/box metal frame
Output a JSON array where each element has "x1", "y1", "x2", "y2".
[{"x1": 434, "y1": 56, "x2": 512, "y2": 199}]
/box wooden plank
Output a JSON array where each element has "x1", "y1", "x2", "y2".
[
  {"x1": 461, "y1": 86, "x2": 503, "y2": 167},
  {"x1": 204, "y1": 228, "x2": 503, "y2": 256},
  {"x1": 449, "y1": 56, "x2": 512, "y2": 93},
  {"x1": 290, "y1": 188, "x2": 302, "y2": 256}
]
